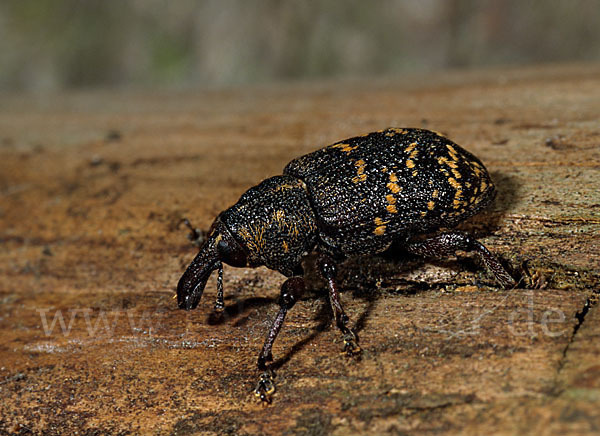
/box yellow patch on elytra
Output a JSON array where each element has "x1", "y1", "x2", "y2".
[
  {"x1": 405, "y1": 142, "x2": 417, "y2": 154},
  {"x1": 386, "y1": 204, "x2": 398, "y2": 213},
  {"x1": 448, "y1": 177, "x2": 461, "y2": 190},
  {"x1": 386, "y1": 194, "x2": 396, "y2": 204},
  {"x1": 374, "y1": 217, "x2": 389, "y2": 226},
  {"x1": 409, "y1": 149, "x2": 419, "y2": 160},
  {"x1": 333, "y1": 143, "x2": 359, "y2": 153},
  {"x1": 282, "y1": 241, "x2": 289, "y2": 252},
  {"x1": 420, "y1": 211, "x2": 427, "y2": 217},
  {"x1": 387, "y1": 182, "x2": 401, "y2": 194},
  {"x1": 406, "y1": 159, "x2": 415, "y2": 169},
  {"x1": 352, "y1": 159, "x2": 367, "y2": 183},
  {"x1": 480, "y1": 180, "x2": 488, "y2": 191},
  {"x1": 446, "y1": 144, "x2": 458, "y2": 157},
  {"x1": 412, "y1": 170, "x2": 418, "y2": 177},
  {"x1": 432, "y1": 189, "x2": 439, "y2": 198},
  {"x1": 390, "y1": 128, "x2": 407, "y2": 134},
  {"x1": 451, "y1": 169, "x2": 462, "y2": 179},
  {"x1": 389, "y1": 172, "x2": 398, "y2": 182},
  {"x1": 437, "y1": 156, "x2": 458, "y2": 169},
  {"x1": 382, "y1": 167, "x2": 388, "y2": 173},
  {"x1": 427, "y1": 201, "x2": 435, "y2": 210},
  {"x1": 374, "y1": 226, "x2": 386, "y2": 236}
]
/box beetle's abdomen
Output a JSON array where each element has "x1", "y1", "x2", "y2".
[
  {"x1": 220, "y1": 175, "x2": 318, "y2": 276},
  {"x1": 284, "y1": 128, "x2": 495, "y2": 256}
]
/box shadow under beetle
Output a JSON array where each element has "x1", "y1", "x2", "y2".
[{"x1": 176, "y1": 128, "x2": 515, "y2": 403}]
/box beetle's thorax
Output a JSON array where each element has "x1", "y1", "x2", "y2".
[{"x1": 219, "y1": 175, "x2": 317, "y2": 277}]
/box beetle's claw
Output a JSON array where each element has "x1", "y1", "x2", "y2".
[
  {"x1": 254, "y1": 370, "x2": 276, "y2": 404},
  {"x1": 342, "y1": 331, "x2": 362, "y2": 356}
]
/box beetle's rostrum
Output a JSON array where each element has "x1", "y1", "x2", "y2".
[{"x1": 176, "y1": 127, "x2": 515, "y2": 403}]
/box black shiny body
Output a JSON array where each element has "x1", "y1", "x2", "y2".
[{"x1": 176, "y1": 128, "x2": 514, "y2": 403}]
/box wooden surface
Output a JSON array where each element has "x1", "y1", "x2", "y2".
[{"x1": 1, "y1": 64, "x2": 599, "y2": 435}]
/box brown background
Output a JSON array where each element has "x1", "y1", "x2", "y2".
[{"x1": 1, "y1": 64, "x2": 599, "y2": 434}]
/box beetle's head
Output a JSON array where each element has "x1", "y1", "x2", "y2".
[{"x1": 177, "y1": 218, "x2": 247, "y2": 310}]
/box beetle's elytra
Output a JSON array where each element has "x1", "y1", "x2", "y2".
[{"x1": 177, "y1": 128, "x2": 515, "y2": 402}]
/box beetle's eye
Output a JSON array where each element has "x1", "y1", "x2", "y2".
[{"x1": 217, "y1": 236, "x2": 247, "y2": 267}]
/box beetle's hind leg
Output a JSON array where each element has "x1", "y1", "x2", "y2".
[
  {"x1": 317, "y1": 254, "x2": 362, "y2": 356},
  {"x1": 404, "y1": 231, "x2": 515, "y2": 288},
  {"x1": 254, "y1": 275, "x2": 305, "y2": 403}
]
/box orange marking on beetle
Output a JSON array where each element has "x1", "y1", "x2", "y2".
[
  {"x1": 427, "y1": 201, "x2": 435, "y2": 210},
  {"x1": 446, "y1": 144, "x2": 459, "y2": 157},
  {"x1": 409, "y1": 149, "x2": 419, "y2": 160},
  {"x1": 282, "y1": 241, "x2": 289, "y2": 252},
  {"x1": 420, "y1": 211, "x2": 427, "y2": 217},
  {"x1": 352, "y1": 159, "x2": 367, "y2": 183},
  {"x1": 432, "y1": 189, "x2": 439, "y2": 198},
  {"x1": 386, "y1": 204, "x2": 398, "y2": 214},
  {"x1": 438, "y1": 156, "x2": 458, "y2": 169},
  {"x1": 405, "y1": 142, "x2": 417, "y2": 154},
  {"x1": 333, "y1": 143, "x2": 359, "y2": 153},
  {"x1": 374, "y1": 225, "x2": 386, "y2": 236},
  {"x1": 352, "y1": 174, "x2": 367, "y2": 183},
  {"x1": 448, "y1": 177, "x2": 461, "y2": 190},
  {"x1": 374, "y1": 217, "x2": 389, "y2": 226},
  {"x1": 385, "y1": 194, "x2": 396, "y2": 204},
  {"x1": 480, "y1": 180, "x2": 488, "y2": 191},
  {"x1": 389, "y1": 172, "x2": 398, "y2": 182},
  {"x1": 406, "y1": 159, "x2": 415, "y2": 169},
  {"x1": 387, "y1": 182, "x2": 401, "y2": 194},
  {"x1": 451, "y1": 169, "x2": 462, "y2": 179},
  {"x1": 412, "y1": 170, "x2": 418, "y2": 177}
]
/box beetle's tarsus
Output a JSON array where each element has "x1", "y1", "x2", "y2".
[
  {"x1": 254, "y1": 369, "x2": 276, "y2": 404},
  {"x1": 342, "y1": 331, "x2": 362, "y2": 356}
]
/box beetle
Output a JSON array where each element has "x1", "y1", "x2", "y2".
[{"x1": 176, "y1": 128, "x2": 515, "y2": 402}]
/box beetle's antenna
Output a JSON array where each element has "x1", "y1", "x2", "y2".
[{"x1": 214, "y1": 262, "x2": 224, "y2": 312}]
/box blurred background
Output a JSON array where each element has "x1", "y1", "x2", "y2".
[{"x1": 1, "y1": 0, "x2": 599, "y2": 93}]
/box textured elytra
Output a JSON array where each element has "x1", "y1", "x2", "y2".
[{"x1": 283, "y1": 128, "x2": 495, "y2": 257}]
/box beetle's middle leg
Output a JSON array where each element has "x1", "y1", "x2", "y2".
[
  {"x1": 254, "y1": 275, "x2": 305, "y2": 403},
  {"x1": 317, "y1": 254, "x2": 362, "y2": 356}
]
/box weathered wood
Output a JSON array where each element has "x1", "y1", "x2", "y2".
[{"x1": 1, "y1": 64, "x2": 599, "y2": 435}]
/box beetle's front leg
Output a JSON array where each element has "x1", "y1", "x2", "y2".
[
  {"x1": 254, "y1": 275, "x2": 305, "y2": 403},
  {"x1": 317, "y1": 254, "x2": 362, "y2": 356}
]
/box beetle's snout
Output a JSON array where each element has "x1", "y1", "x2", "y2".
[{"x1": 177, "y1": 236, "x2": 220, "y2": 310}]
